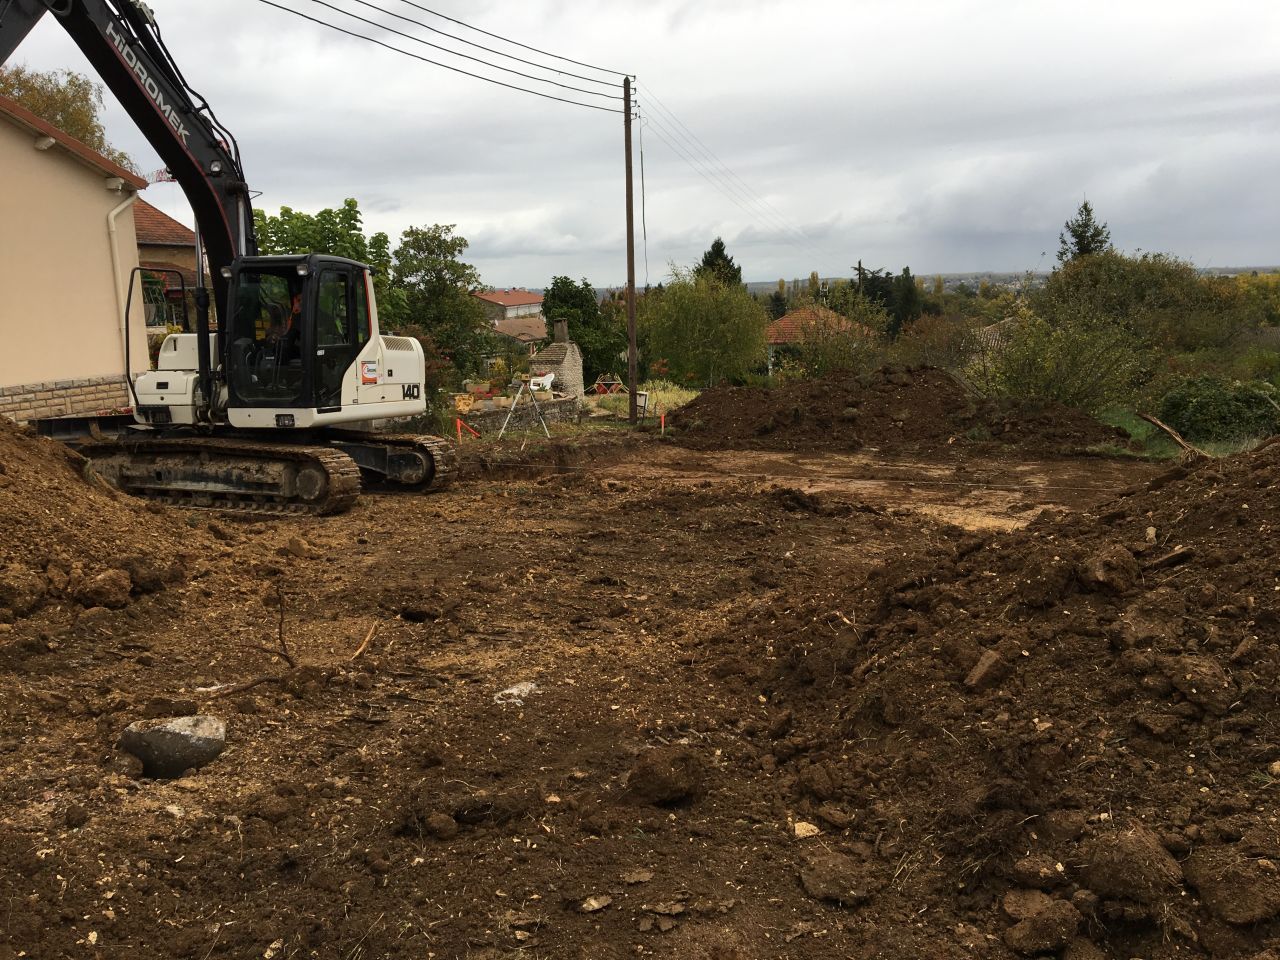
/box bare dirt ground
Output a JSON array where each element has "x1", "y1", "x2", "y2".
[{"x1": 1, "y1": 410, "x2": 1199, "y2": 960}]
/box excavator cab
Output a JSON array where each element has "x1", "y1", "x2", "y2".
[{"x1": 219, "y1": 253, "x2": 426, "y2": 428}]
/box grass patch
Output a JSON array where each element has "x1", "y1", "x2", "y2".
[
  {"x1": 594, "y1": 380, "x2": 699, "y2": 419},
  {"x1": 1096, "y1": 406, "x2": 1270, "y2": 460}
]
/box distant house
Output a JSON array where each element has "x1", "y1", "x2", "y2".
[
  {"x1": 766, "y1": 304, "x2": 870, "y2": 372},
  {"x1": 0, "y1": 93, "x2": 148, "y2": 423},
  {"x1": 133, "y1": 197, "x2": 199, "y2": 329},
  {"x1": 493, "y1": 315, "x2": 548, "y2": 358},
  {"x1": 474, "y1": 288, "x2": 544, "y2": 326}
]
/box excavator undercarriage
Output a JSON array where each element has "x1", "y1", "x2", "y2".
[{"x1": 85, "y1": 432, "x2": 457, "y2": 515}]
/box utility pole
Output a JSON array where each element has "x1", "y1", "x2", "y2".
[{"x1": 624, "y1": 76, "x2": 638, "y2": 423}]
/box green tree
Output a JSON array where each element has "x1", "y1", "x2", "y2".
[
  {"x1": 543, "y1": 276, "x2": 626, "y2": 382},
  {"x1": 0, "y1": 63, "x2": 135, "y2": 171},
  {"x1": 695, "y1": 237, "x2": 743, "y2": 286},
  {"x1": 1035, "y1": 250, "x2": 1257, "y2": 352},
  {"x1": 391, "y1": 224, "x2": 491, "y2": 376},
  {"x1": 253, "y1": 198, "x2": 397, "y2": 322},
  {"x1": 766, "y1": 285, "x2": 789, "y2": 321},
  {"x1": 1057, "y1": 200, "x2": 1111, "y2": 263},
  {"x1": 640, "y1": 268, "x2": 767, "y2": 386},
  {"x1": 889, "y1": 267, "x2": 922, "y2": 339}
]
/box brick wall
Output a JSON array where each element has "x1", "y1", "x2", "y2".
[{"x1": 0, "y1": 376, "x2": 131, "y2": 424}]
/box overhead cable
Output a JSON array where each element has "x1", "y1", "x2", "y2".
[
  {"x1": 637, "y1": 83, "x2": 821, "y2": 253},
  {"x1": 255, "y1": 0, "x2": 622, "y2": 113},
  {"x1": 638, "y1": 109, "x2": 823, "y2": 255},
  {"x1": 301, "y1": 0, "x2": 618, "y2": 100},
  {"x1": 337, "y1": 0, "x2": 621, "y2": 88},
  {"x1": 392, "y1": 0, "x2": 631, "y2": 78}
]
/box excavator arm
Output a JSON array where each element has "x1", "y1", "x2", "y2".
[{"x1": 0, "y1": 0, "x2": 256, "y2": 401}]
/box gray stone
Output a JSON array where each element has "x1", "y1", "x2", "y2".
[{"x1": 119, "y1": 715, "x2": 226, "y2": 778}]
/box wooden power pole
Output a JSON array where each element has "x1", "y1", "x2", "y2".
[{"x1": 624, "y1": 76, "x2": 638, "y2": 423}]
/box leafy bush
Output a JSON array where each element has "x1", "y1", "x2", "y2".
[
  {"x1": 1034, "y1": 251, "x2": 1259, "y2": 352},
  {"x1": 967, "y1": 308, "x2": 1147, "y2": 413},
  {"x1": 1158, "y1": 377, "x2": 1280, "y2": 442},
  {"x1": 792, "y1": 311, "x2": 883, "y2": 378},
  {"x1": 892, "y1": 314, "x2": 979, "y2": 370}
]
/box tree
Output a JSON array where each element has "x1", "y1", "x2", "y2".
[
  {"x1": 640, "y1": 268, "x2": 767, "y2": 386},
  {"x1": 391, "y1": 224, "x2": 491, "y2": 376},
  {"x1": 0, "y1": 63, "x2": 136, "y2": 171},
  {"x1": 695, "y1": 237, "x2": 743, "y2": 286},
  {"x1": 543, "y1": 276, "x2": 626, "y2": 382},
  {"x1": 254, "y1": 198, "x2": 396, "y2": 322},
  {"x1": 1057, "y1": 200, "x2": 1111, "y2": 263},
  {"x1": 766, "y1": 287, "x2": 788, "y2": 321},
  {"x1": 890, "y1": 267, "x2": 922, "y2": 339}
]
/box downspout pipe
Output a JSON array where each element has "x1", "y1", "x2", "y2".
[{"x1": 105, "y1": 185, "x2": 137, "y2": 392}]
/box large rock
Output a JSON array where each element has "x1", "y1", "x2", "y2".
[
  {"x1": 1184, "y1": 845, "x2": 1280, "y2": 924},
  {"x1": 119, "y1": 715, "x2": 226, "y2": 778},
  {"x1": 1077, "y1": 824, "x2": 1182, "y2": 904},
  {"x1": 74, "y1": 569, "x2": 132, "y2": 609},
  {"x1": 0, "y1": 564, "x2": 46, "y2": 615},
  {"x1": 625, "y1": 746, "x2": 705, "y2": 806}
]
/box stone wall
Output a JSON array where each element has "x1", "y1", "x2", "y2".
[
  {"x1": 0, "y1": 376, "x2": 131, "y2": 424},
  {"x1": 462, "y1": 396, "x2": 581, "y2": 433}
]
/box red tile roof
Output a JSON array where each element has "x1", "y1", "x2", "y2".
[
  {"x1": 0, "y1": 93, "x2": 146, "y2": 189},
  {"x1": 474, "y1": 288, "x2": 544, "y2": 307},
  {"x1": 133, "y1": 198, "x2": 197, "y2": 247},
  {"x1": 494, "y1": 316, "x2": 548, "y2": 343},
  {"x1": 767, "y1": 304, "x2": 869, "y2": 345}
]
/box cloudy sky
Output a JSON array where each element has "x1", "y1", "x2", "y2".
[{"x1": 13, "y1": 0, "x2": 1280, "y2": 286}]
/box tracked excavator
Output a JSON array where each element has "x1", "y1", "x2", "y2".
[{"x1": 0, "y1": 0, "x2": 456, "y2": 513}]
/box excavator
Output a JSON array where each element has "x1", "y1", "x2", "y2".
[{"x1": 0, "y1": 0, "x2": 456, "y2": 513}]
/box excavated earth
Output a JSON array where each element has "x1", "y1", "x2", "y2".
[
  {"x1": 3, "y1": 408, "x2": 1278, "y2": 959},
  {"x1": 667, "y1": 366, "x2": 1130, "y2": 456}
]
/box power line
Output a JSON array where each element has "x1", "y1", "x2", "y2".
[
  {"x1": 638, "y1": 108, "x2": 823, "y2": 256},
  {"x1": 392, "y1": 0, "x2": 631, "y2": 78},
  {"x1": 637, "y1": 104, "x2": 820, "y2": 256},
  {"x1": 637, "y1": 102, "x2": 650, "y2": 288},
  {"x1": 638, "y1": 98, "x2": 819, "y2": 255},
  {"x1": 255, "y1": 1, "x2": 622, "y2": 114},
  {"x1": 300, "y1": 0, "x2": 618, "y2": 100},
  {"x1": 335, "y1": 0, "x2": 620, "y2": 88},
  {"x1": 637, "y1": 83, "x2": 822, "y2": 254}
]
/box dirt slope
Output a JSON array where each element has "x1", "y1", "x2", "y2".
[
  {"x1": 715, "y1": 440, "x2": 1280, "y2": 957},
  {"x1": 0, "y1": 417, "x2": 201, "y2": 624}
]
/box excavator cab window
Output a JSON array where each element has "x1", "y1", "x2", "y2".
[
  {"x1": 314, "y1": 267, "x2": 362, "y2": 410},
  {"x1": 227, "y1": 267, "x2": 308, "y2": 407}
]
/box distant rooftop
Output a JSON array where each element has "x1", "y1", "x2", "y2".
[{"x1": 475, "y1": 288, "x2": 544, "y2": 308}]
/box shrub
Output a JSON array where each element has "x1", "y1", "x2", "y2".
[
  {"x1": 968, "y1": 307, "x2": 1147, "y2": 413},
  {"x1": 892, "y1": 314, "x2": 979, "y2": 370},
  {"x1": 1158, "y1": 377, "x2": 1280, "y2": 442}
]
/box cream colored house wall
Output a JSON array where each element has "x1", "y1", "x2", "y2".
[{"x1": 0, "y1": 118, "x2": 148, "y2": 395}]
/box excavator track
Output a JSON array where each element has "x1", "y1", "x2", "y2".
[
  {"x1": 83, "y1": 437, "x2": 362, "y2": 515},
  {"x1": 327, "y1": 431, "x2": 458, "y2": 493}
]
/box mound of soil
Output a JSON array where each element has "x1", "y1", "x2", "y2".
[
  {"x1": 668, "y1": 366, "x2": 1126, "y2": 456},
  {"x1": 0, "y1": 417, "x2": 201, "y2": 622},
  {"x1": 712, "y1": 440, "x2": 1280, "y2": 957}
]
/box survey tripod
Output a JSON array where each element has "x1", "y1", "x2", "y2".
[{"x1": 496, "y1": 376, "x2": 552, "y2": 441}]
